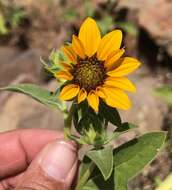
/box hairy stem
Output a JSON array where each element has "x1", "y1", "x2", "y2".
[
  {"x1": 75, "y1": 162, "x2": 96, "y2": 190},
  {"x1": 63, "y1": 103, "x2": 75, "y2": 139}
]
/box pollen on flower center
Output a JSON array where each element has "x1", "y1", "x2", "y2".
[{"x1": 72, "y1": 56, "x2": 106, "y2": 92}]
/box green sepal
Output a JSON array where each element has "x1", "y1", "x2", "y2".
[
  {"x1": 41, "y1": 49, "x2": 67, "y2": 74},
  {"x1": 73, "y1": 101, "x2": 108, "y2": 145},
  {"x1": 99, "y1": 101, "x2": 121, "y2": 127}
]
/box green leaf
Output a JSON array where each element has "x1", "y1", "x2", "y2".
[
  {"x1": 115, "y1": 122, "x2": 137, "y2": 132},
  {"x1": 82, "y1": 174, "x2": 114, "y2": 190},
  {"x1": 86, "y1": 146, "x2": 113, "y2": 180},
  {"x1": 99, "y1": 101, "x2": 121, "y2": 127},
  {"x1": 155, "y1": 86, "x2": 172, "y2": 105},
  {"x1": 114, "y1": 132, "x2": 166, "y2": 190},
  {"x1": 0, "y1": 84, "x2": 63, "y2": 110},
  {"x1": 104, "y1": 122, "x2": 137, "y2": 144}
]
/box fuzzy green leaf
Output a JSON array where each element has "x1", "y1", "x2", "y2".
[
  {"x1": 114, "y1": 132, "x2": 166, "y2": 190},
  {"x1": 82, "y1": 174, "x2": 114, "y2": 190},
  {"x1": 0, "y1": 84, "x2": 63, "y2": 110},
  {"x1": 115, "y1": 122, "x2": 137, "y2": 133},
  {"x1": 104, "y1": 122, "x2": 137, "y2": 144},
  {"x1": 41, "y1": 50, "x2": 66, "y2": 74},
  {"x1": 86, "y1": 146, "x2": 113, "y2": 180}
]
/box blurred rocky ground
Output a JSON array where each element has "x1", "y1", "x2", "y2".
[
  {"x1": 0, "y1": 48, "x2": 64, "y2": 132},
  {"x1": 118, "y1": 0, "x2": 172, "y2": 56},
  {"x1": 0, "y1": 0, "x2": 172, "y2": 189}
]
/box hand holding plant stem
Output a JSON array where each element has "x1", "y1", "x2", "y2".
[{"x1": 0, "y1": 129, "x2": 78, "y2": 190}]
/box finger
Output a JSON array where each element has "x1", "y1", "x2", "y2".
[
  {"x1": 0, "y1": 129, "x2": 63, "y2": 179},
  {"x1": 0, "y1": 173, "x2": 24, "y2": 190},
  {"x1": 15, "y1": 140, "x2": 78, "y2": 190}
]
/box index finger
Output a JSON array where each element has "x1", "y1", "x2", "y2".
[{"x1": 0, "y1": 128, "x2": 63, "y2": 179}]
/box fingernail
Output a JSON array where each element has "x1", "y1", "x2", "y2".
[{"x1": 40, "y1": 141, "x2": 77, "y2": 181}]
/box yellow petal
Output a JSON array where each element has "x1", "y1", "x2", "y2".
[
  {"x1": 96, "y1": 86, "x2": 106, "y2": 98},
  {"x1": 60, "y1": 62, "x2": 73, "y2": 71},
  {"x1": 78, "y1": 88, "x2": 87, "y2": 103},
  {"x1": 87, "y1": 90, "x2": 99, "y2": 112},
  {"x1": 107, "y1": 57, "x2": 141, "y2": 77},
  {"x1": 55, "y1": 70, "x2": 73, "y2": 80},
  {"x1": 105, "y1": 48, "x2": 125, "y2": 70},
  {"x1": 97, "y1": 30, "x2": 122, "y2": 60},
  {"x1": 61, "y1": 45, "x2": 76, "y2": 63},
  {"x1": 104, "y1": 77, "x2": 136, "y2": 92},
  {"x1": 103, "y1": 86, "x2": 131, "y2": 110},
  {"x1": 72, "y1": 35, "x2": 86, "y2": 59},
  {"x1": 60, "y1": 84, "x2": 80, "y2": 100},
  {"x1": 79, "y1": 17, "x2": 101, "y2": 57}
]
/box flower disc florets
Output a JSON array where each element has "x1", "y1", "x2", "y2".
[{"x1": 73, "y1": 55, "x2": 106, "y2": 92}]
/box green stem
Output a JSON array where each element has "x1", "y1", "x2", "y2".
[
  {"x1": 63, "y1": 103, "x2": 75, "y2": 139},
  {"x1": 75, "y1": 162, "x2": 96, "y2": 190}
]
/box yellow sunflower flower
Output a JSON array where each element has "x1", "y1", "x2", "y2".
[{"x1": 55, "y1": 17, "x2": 141, "y2": 112}]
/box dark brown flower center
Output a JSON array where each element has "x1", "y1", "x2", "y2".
[{"x1": 72, "y1": 56, "x2": 106, "y2": 92}]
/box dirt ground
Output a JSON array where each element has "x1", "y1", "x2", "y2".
[{"x1": 0, "y1": 0, "x2": 172, "y2": 189}]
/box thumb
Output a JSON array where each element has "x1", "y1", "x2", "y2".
[{"x1": 15, "y1": 140, "x2": 78, "y2": 190}]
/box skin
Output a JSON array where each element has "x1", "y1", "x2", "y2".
[{"x1": 0, "y1": 129, "x2": 78, "y2": 190}]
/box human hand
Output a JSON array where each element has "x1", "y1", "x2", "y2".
[{"x1": 0, "y1": 129, "x2": 78, "y2": 190}]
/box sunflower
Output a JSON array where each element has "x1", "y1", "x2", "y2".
[{"x1": 55, "y1": 17, "x2": 141, "y2": 112}]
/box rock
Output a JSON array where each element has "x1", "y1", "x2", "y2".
[
  {"x1": 0, "y1": 80, "x2": 63, "y2": 132},
  {"x1": 117, "y1": 0, "x2": 147, "y2": 10},
  {"x1": 0, "y1": 47, "x2": 20, "y2": 66},
  {"x1": 138, "y1": 0, "x2": 172, "y2": 56},
  {"x1": 118, "y1": 0, "x2": 172, "y2": 56},
  {"x1": 14, "y1": 0, "x2": 68, "y2": 51},
  {"x1": 0, "y1": 48, "x2": 43, "y2": 87}
]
